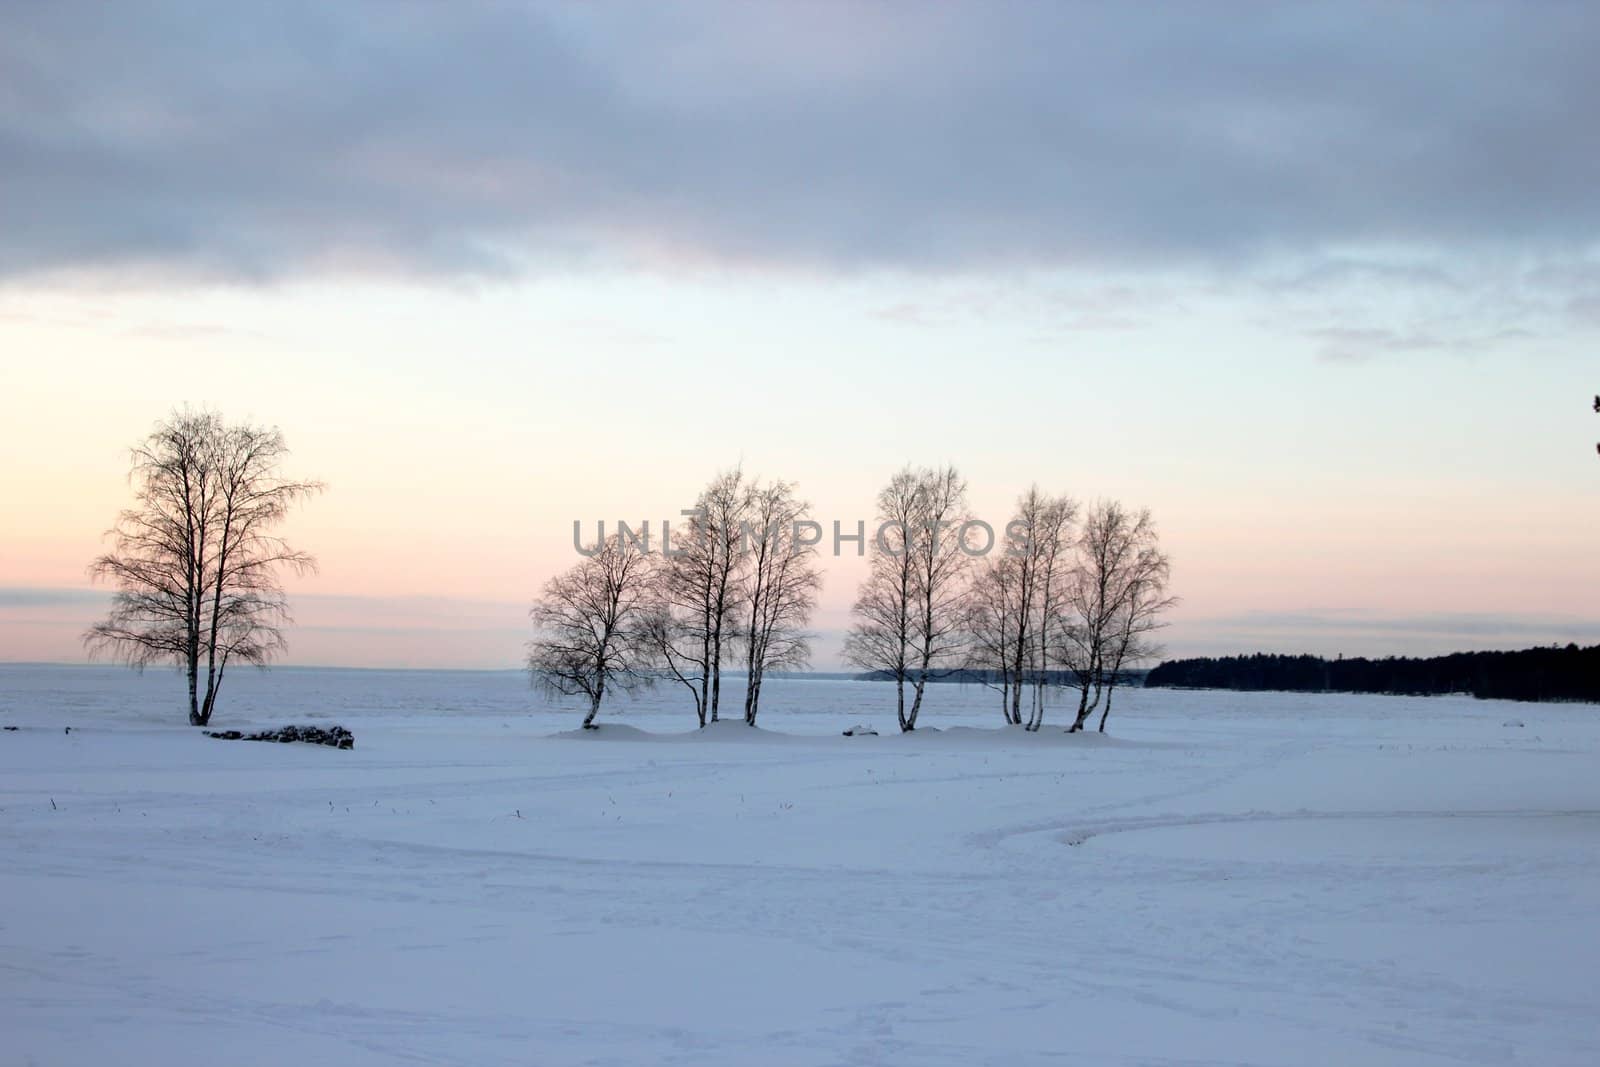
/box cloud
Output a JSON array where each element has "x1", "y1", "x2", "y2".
[
  {"x1": 1307, "y1": 326, "x2": 1455, "y2": 363},
  {"x1": 1306, "y1": 324, "x2": 1540, "y2": 363},
  {"x1": 4, "y1": 2, "x2": 1599, "y2": 284}
]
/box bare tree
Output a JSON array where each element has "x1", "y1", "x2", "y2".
[
  {"x1": 905, "y1": 466, "x2": 972, "y2": 730},
  {"x1": 845, "y1": 465, "x2": 971, "y2": 732},
  {"x1": 845, "y1": 469, "x2": 919, "y2": 728},
  {"x1": 1015, "y1": 490, "x2": 1076, "y2": 731},
  {"x1": 642, "y1": 468, "x2": 747, "y2": 727},
  {"x1": 739, "y1": 479, "x2": 821, "y2": 726},
  {"x1": 963, "y1": 556, "x2": 1023, "y2": 722},
  {"x1": 697, "y1": 469, "x2": 748, "y2": 723},
  {"x1": 529, "y1": 533, "x2": 654, "y2": 729},
  {"x1": 85, "y1": 409, "x2": 322, "y2": 726},
  {"x1": 1097, "y1": 554, "x2": 1176, "y2": 732},
  {"x1": 1062, "y1": 502, "x2": 1171, "y2": 732},
  {"x1": 962, "y1": 489, "x2": 1075, "y2": 729}
]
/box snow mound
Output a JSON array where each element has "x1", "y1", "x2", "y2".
[
  {"x1": 550, "y1": 723, "x2": 659, "y2": 741},
  {"x1": 551, "y1": 719, "x2": 803, "y2": 743},
  {"x1": 676, "y1": 719, "x2": 798, "y2": 743},
  {"x1": 912, "y1": 725, "x2": 1144, "y2": 748}
]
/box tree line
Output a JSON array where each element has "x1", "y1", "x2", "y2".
[
  {"x1": 81, "y1": 413, "x2": 1175, "y2": 730},
  {"x1": 1144, "y1": 645, "x2": 1600, "y2": 703},
  {"x1": 529, "y1": 464, "x2": 1175, "y2": 732}
]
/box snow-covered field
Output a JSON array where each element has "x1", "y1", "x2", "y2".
[{"x1": 3, "y1": 666, "x2": 1599, "y2": 1066}]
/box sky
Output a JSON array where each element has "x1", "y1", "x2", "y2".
[{"x1": 2, "y1": 1, "x2": 1598, "y2": 669}]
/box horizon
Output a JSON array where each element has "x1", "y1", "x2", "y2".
[{"x1": 7, "y1": 636, "x2": 1600, "y2": 676}]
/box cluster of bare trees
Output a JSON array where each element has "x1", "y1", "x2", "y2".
[
  {"x1": 81, "y1": 414, "x2": 1170, "y2": 737},
  {"x1": 527, "y1": 468, "x2": 821, "y2": 729},
  {"x1": 849, "y1": 466, "x2": 1175, "y2": 734},
  {"x1": 85, "y1": 409, "x2": 323, "y2": 725}
]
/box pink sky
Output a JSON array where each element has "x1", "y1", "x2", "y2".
[{"x1": 2, "y1": 285, "x2": 1595, "y2": 670}]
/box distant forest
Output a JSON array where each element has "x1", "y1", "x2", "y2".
[
  {"x1": 1144, "y1": 644, "x2": 1600, "y2": 703},
  {"x1": 855, "y1": 668, "x2": 1146, "y2": 686}
]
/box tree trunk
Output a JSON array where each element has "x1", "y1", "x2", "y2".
[
  {"x1": 742, "y1": 585, "x2": 766, "y2": 726},
  {"x1": 696, "y1": 640, "x2": 709, "y2": 727},
  {"x1": 198, "y1": 664, "x2": 227, "y2": 727},
  {"x1": 186, "y1": 647, "x2": 202, "y2": 725},
  {"x1": 743, "y1": 638, "x2": 757, "y2": 725},
  {"x1": 1068, "y1": 681, "x2": 1097, "y2": 732},
  {"x1": 745, "y1": 672, "x2": 762, "y2": 726},
  {"x1": 584, "y1": 672, "x2": 606, "y2": 729},
  {"x1": 1027, "y1": 682, "x2": 1047, "y2": 732},
  {"x1": 710, "y1": 632, "x2": 722, "y2": 723},
  {"x1": 1069, "y1": 699, "x2": 1096, "y2": 732},
  {"x1": 906, "y1": 672, "x2": 927, "y2": 731},
  {"x1": 1008, "y1": 656, "x2": 1024, "y2": 724},
  {"x1": 1098, "y1": 684, "x2": 1116, "y2": 733}
]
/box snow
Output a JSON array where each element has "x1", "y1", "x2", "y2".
[{"x1": 3, "y1": 666, "x2": 1599, "y2": 1065}]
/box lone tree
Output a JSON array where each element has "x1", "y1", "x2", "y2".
[
  {"x1": 529, "y1": 533, "x2": 654, "y2": 729},
  {"x1": 85, "y1": 409, "x2": 322, "y2": 726}
]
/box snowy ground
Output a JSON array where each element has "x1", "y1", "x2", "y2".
[{"x1": 3, "y1": 667, "x2": 1599, "y2": 1066}]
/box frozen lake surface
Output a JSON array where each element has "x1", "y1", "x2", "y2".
[{"x1": 3, "y1": 666, "x2": 1599, "y2": 1065}]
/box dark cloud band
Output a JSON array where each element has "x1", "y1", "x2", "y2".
[{"x1": 2, "y1": 2, "x2": 1597, "y2": 281}]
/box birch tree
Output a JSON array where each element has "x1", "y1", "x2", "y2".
[
  {"x1": 698, "y1": 469, "x2": 748, "y2": 723},
  {"x1": 844, "y1": 464, "x2": 971, "y2": 732},
  {"x1": 844, "y1": 469, "x2": 919, "y2": 728},
  {"x1": 85, "y1": 409, "x2": 322, "y2": 726},
  {"x1": 1013, "y1": 489, "x2": 1076, "y2": 731},
  {"x1": 643, "y1": 468, "x2": 747, "y2": 726},
  {"x1": 1096, "y1": 542, "x2": 1175, "y2": 732},
  {"x1": 964, "y1": 489, "x2": 1075, "y2": 728},
  {"x1": 739, "y1": 480, "x2": 821, "y2": 726},
  {"x1": 905, "y1": 466, "x2": 972, "y2": 730},
  {"x1": 529, "y1": 533, "x2": 654, "y2": 729},
  {"x1": 963, "y1": 556, "x2": 1023, "y2": 722},
  {"x1": 1063, "y1": 502, "x2": 1171, "y2": 732}
]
